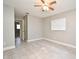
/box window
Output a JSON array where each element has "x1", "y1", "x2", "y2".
[
  {"x1": 51, "y1": 18, "x2": 66, "y2": 30},
  {"x1": 17, "y1": 24, "x2": 20, "y2": 29}
]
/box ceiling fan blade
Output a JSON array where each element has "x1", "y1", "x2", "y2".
[
  {"x1": 49, "y1": 1, "x2": 56, "y2": 5},
  {"x1": 41, "y1": 0, "x2": 45, "y2": 3},
  {"x1": 34, "y1": 5, "x2": 42, "y2": 7},
  {"x1": 49, "y1": 7, "x2": 54, "y2": 11}
]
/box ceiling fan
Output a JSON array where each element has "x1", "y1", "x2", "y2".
[{"x1": 34, "y1": 0, "x2": 56, "y2": 12}]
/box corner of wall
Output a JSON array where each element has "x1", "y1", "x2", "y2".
[{"x1": 3, "y1": 45, "x2": 15, "y2": 51}]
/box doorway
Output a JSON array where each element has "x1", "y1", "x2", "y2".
[
  {"x1": 15, "y1": 16, "x2": 28, "y2": 47},
  {"x1": 15, "y1": 20, "x2": 23, "y2": 47}
]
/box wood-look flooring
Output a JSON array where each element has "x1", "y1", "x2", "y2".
[{"x1": 4, "y1": 39, "x2": 76, "y2": 59}]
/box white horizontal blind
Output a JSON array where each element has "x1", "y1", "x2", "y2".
[{"x1": 51, "y1": 18, "x2": 66, "y2": 30}]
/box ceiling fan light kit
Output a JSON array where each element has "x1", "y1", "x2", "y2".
[
  {"x1": 43, "y1": 5, "x2": 49, "y2": 11},
  {"x1": 34, "y1": 0, "x2": 56, "y2": 12}
]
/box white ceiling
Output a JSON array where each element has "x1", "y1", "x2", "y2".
[{"x1": 3, "y1": 0, "x2": 76, "y2": 18}]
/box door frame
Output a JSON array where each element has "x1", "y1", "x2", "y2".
[
  {"x1": 15, "y1": 20, "x2": 22, "y2": 40},
  {"x1": 23, "y1": 15, "x2": 28, "y2": 42}
]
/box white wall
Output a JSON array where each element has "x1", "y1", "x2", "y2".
[
  {"x1": 43, "y1": 10, "x2": 76, "y2": 46},
  {"x1": 3, "y1": 5, "x2": 15, "y2": 48},
  {"x1": 28, "y1": 15, "x2": 43, "y2": 40}
]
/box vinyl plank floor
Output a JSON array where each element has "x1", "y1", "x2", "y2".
[{"x1": 3, "y1": 39, "x2": 76, "y2": 59}]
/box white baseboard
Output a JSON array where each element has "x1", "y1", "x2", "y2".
[
  {"x1": 27, "y1": 37, "x2": 76, "y2": 48},
  {"x1": 27, "y1": 38, "x2": 44, "y2": 42},
  {"x1": 3, "y1": 46, "x2": 15, "y2": 51},
  {"x1": 43, "y1": 38, "x2": 76, "y2": 48}
]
